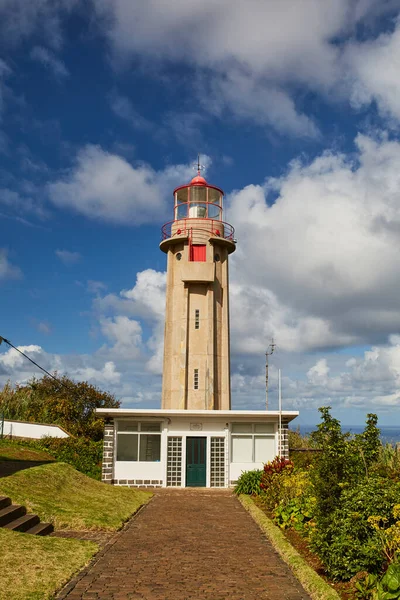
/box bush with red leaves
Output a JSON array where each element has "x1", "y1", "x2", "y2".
[{"x1": 260, "y1": 456, "x2": 294, "y2": 491}]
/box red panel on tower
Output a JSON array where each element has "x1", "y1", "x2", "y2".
[{"x1": 190, "y1": 244, "x2": 206, "y2": 262}]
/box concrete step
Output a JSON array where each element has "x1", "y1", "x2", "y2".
[
  {"x1": 3, "y1": 513, "x2": 40, "y2": 533},
  {"x1": 0, "y1": 504, "x2": 26, "y2": 527},
  {"x1": 25, "y1": 522, "x2": 54, "y2": 536},
  {"x1": 0, "y1": 496, "x2": 11, "y2": 510}
]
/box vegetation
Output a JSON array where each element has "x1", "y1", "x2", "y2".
[
  {"x1": 239, "y1": 495, "x2": 340, "y2": 600},
  {"x1": 236, "y1": 408, "x2": 400, "y2": 599},
  {"x1": 0, "y1": 529, "x2": 98, "y2": 600},
  {"x1": 0, "y1": 435, "x2": 103, "y2": 479},
  {"x1": 33, "y1": 437, "x2": 103, "y2": 479},
  {"x1": 0, "y1": 374, "x2": 119, "y2": 441},
  {"x1": 0, "y1": 438, "x2": 54, "y2": 462},
  {"x1": 355, "y1": 561, "x2": 400, "y2": 599},
  {"x1": 0, "y1": 528, "x2": 97, "y2": 600},
  {"x1": 234, "y1": 469, "x2": 263, "y2": 495},
  {"x1": 0, "y1": 462, "x2": 151, "y2": 530},
  {"x1": 0, "y1": 373, "x2": 120, "y2": 478}
]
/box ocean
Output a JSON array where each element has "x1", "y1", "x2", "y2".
[{"x1": 295, "y1": 425, "x2": 400, "y2": 446}]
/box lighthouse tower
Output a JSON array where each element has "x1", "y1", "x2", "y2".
[
  {"x1": 160, "y1": 166, "x2": 236, "y2": 411},
  {"x1": 98, "y1": 162, "x2": 299, "y2": 488}
]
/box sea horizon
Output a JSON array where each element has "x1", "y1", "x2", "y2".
[{"x1": 293, "y1": 424, "x2": 400, "y2": 445}]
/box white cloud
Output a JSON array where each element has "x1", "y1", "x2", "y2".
[
  {"x1": 0, "y1": 188, "x2": 48, "y2": 221},
  {"x1": 94, "y1": 269, "x2": 166, "y2": 373},
  {"x1": 227, "y1": 132, "x2": 400, "y2": 352},
  {"x1": 47, "y1": 145, "x2": 195, "y2": 225},
  {"x1": 0, "y1": 0, "x2": 78, "y2": 49},
  {"x1": 87, "y1": 280, "x2": 107, "y2": 295},
  {"x1": 94, "y1": 0, "x2": 400, "y2": 134},
  {"x1": 34, "y1": 320, "x2": 52, "y2": 335},
  {"x1": 307, "y1": 359, "x2": 330, "y2": 386},
  {"x1": 99, "y1": 316, "x2": 143, "y2": 359},
  {"x1": 0, "y1": 59, "x2": 11, "y2": 118},
  {"x1": 55, "y1": 249, "x2": 81, "y2": 265},
  {"x1": 0, "y1": 345, "x2": 42, "y2": 369},
  {"x1": 200, "y1": 71, "x2": 318, "y2": 138},
  {"x1": 96, "y1": 0, "x2": 349, "y2": 75},
  {"x1": 0, "y1": 343, "x2": 121, "y2": 391},
  {"x1": 0, "y1": 249, "x2": 22, "y2": 280},
  {"x1": 344, "y1": 19, "x2": 400, "y2": 124},
  {"x1": 230, "y1": 283, "x2": 357, "y2": 354},
  {"x1": 30, "y1": 46, "x2": 69, "y2": 79},
  {"x1": 73, "y1": 361, "x2": 121, "y2": 385},
  {"x1": 120, "y1": 269, "x2": 166, "y2": 320}
]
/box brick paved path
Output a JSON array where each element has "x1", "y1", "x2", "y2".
[{"x1": 60, "y1": 490, "x2": 311, "y2": 600}]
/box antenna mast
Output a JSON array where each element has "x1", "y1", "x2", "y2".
[
  {"x1": 194, "y1": 153, "x2": 205, "y2": 176},
  {"x1": 265, "y1": 338, "x2": 275, "y2": 410}
]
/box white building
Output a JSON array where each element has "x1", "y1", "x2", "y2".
[{"x1": 98, "y1": 167, "x2": 298, "y2": 488}]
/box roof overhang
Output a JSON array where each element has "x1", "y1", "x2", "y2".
[{"x1": 96, "y1": 408, "x2": 299, "y2": 423}]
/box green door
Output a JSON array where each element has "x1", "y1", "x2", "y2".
[{"x1": 186, "y1": 437, "x2": 207, "y2": 487}]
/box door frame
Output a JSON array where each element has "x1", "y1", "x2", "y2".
[
  {"x1": 185, "y1": 436, "x2": 207, "y2": 487},
  {"x1": 164, "y1": 431, "x2": 229, "y2": 488}
]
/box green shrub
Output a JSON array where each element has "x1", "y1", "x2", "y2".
[
  {"x1": 273, "y1": 498, "x2": 313, "y2": 534},
  {"x1": 373, "y1": 444, "x2": 400, "y2": 481},
  {"x1": 31, "y1": 437, "x2": 103, "y2": 480},
  {"x1": 288, "y1": 430, "x2": 319, "y2": 469},
  {"x1": 234, "y1": 469, "x2": 263, "y2": 495},
  {"x1": 355, "y1": 562, "x2": 400, "y2": 599},
  {"x1": 310, "y1": 477, "x2": 400, "y2": 581},
  {"x1": 272, "y1": 471, "x2": 315, "y2": 535},
  {"x1": 257, "y1": 457, "x2": 295, "y2": 511},
  {"x1": 0, "y1": 375, "x2": 119, "y2": 441}
]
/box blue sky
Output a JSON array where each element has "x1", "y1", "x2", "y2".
[{"x1": 2, "y1": 0, "x2": 400, "y2": 427}]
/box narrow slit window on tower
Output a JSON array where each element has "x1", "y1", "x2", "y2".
[
  {"x1": 195, "y1": 309, "x2": 200, "y2": 329},
  {"x1": 194, "y1": 369, "x2": 199, "y2": 390}
]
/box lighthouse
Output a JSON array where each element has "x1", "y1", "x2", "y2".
[
  {"x1": 159, "y1": 166, "x2": 236, "y2": 411},
  {"x1": 97, "y1": 160, "x2": 298, "y2": 489}
]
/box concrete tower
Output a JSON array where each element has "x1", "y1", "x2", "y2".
[{"x1": 160, "y1": 167, "x2": 236, "y2": 411}]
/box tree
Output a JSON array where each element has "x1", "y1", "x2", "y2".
[{"x1": 0, "y1": 374, "x2": 120, "y2": 440}]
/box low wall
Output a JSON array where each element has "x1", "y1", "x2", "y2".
[{"x1": 2, "y1": 420, "x2": 70, "y2": 439}]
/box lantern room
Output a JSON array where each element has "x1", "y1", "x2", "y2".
[
  {"x1": 160, "y1": 171, "x2": 236, "y2": 254},
  {"x1": 174, "y1": 174, "x2": 224, "y2": 221}
]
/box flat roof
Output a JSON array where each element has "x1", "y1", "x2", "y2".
[{"x1": 96, "y1": 408, "x2": 299, "y2": 422}]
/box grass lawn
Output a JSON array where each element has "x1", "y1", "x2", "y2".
[
  {"x1": 0, "y1": 439, "x2": 54, "y2": 462},
  {"x1": 0, "y1": 528, "x2": 97, "y2": 600},
  {"x1": 0, "y1": 462, "x2": 152, "y2": 530}
]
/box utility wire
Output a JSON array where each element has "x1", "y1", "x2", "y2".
[{"x1": 0, "y1": 336, "x2": 72, "y2": 393}]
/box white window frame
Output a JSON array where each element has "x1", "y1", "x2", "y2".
[
  {"x1": 116, "y1": 421, "x2": 162, "y2": 462},
  {"x1": 230, "y1": 423, "x2": 275, "y2": 463}
]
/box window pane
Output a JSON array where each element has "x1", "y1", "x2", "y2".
[
  {"x1": 118, "y1": 421, "x2": 138, "y2": 432},
  {"x1": 208, "y1": 188, "x2": 221, "y2": 205},
  {"x1": 176, "y1": 188, "x2": 188, "y2": 203},
  {"x1": 116, "y1": 433, "x2": 138, "y2": 461},
  {"x1": 141, "y1": 422, "x2": 161, "y2": 432},
  {"x1": 190, "y1": 187, "x2": 206, "y2": 203},
  {"x1": 232, "y1": 436, "x2": 253, "y2": 462},
  {"x1": 254, "y1": 423, "x2": 275, "y2": 433},
  {"x1": 208, "y1": 203, "x2": 220, "y2": 218},
  {"x1": 231, "y1": 423, "x2": 252, "y2": 433},
  {"x1": 139, "y1": 434, "x2": 161, "y2": 461},
  {"x1": 176, "y1": 204, "x2": 187, "y2": 219},
  {"x1": 254, "y1": 436, "x2": 275, "y2": 462}
]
